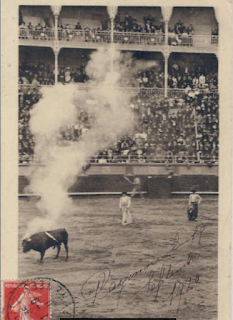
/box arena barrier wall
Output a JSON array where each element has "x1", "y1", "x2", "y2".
[{"x1": 19, "y1": 163, "x2": 218, "y2": 198}]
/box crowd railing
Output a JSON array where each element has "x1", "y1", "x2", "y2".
[
  {"x1": 19, "y1": 26, "x2": 218, "y2": 48},
  {"x1": 113, "y1": 31, "x2": 165, "y2": 45},
  {"x1": 19, "y1": 27, "x2": 55, "y2": 41},
  {"x1": 19, "y1": 27, "x2": 165, "y2": 46},
  {"x1": 19, "y1": 153, "x2": 218, "y2": 165},
  {"x1": 168, "y1": 34, "x2": 194, "y2": 46},
  {"x1": 58, "y1": 29, "x2": 166, "y2": 46},
  {"x1": 58, "y1": 29, "x2": 110, "y2": 43},
  {"x1": 169, "y1": 34, "x2": 219, "y2": 47},
  {"x1": 18, "y1": 83, "x2": 218, "y2": 99},
  {"x1": 211, "y1": 35, "x2": 219, "y2": 45}
]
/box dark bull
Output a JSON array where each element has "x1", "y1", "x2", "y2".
[{"x1": 22, "y1": 228, "x2": 68, "y2": 263}]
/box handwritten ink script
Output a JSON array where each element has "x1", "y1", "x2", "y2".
[{"x1": 81, "y1": 224, "x2": 206, "y2": 314}]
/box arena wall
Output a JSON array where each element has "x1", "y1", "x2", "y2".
[{"x1": 19, "y1": 164, "x2": 218, "y2": 198}]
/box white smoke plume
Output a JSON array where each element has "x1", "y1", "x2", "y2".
[
  {"x1": 25, "y1": 46, "x2": 137, "y2": 237},
  {"x1": 121, "y1": 53, "x2": 158, "y2": 76},
  {"x1": 112, "y1": 51, "x2": 158, "y2": 87}
]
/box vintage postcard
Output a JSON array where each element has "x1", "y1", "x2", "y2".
[{"x1": 1, "y1": 0, "x2": 232, "y2": 319}]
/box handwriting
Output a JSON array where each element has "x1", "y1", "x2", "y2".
[
  {"x1": 81, "y1": 268, "x2": 111, "y2": 305},
  {"x1": 143, "y1": 268, "x2": 164, "y2": 302},
  {"x1": 81, "y1": 224, "x2": 206, "y2": 312},
  {"x1": 168, "y1": 275, "x2": 200, "y2": 313}
]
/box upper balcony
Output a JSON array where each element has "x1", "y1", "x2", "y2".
[
  {"x1": 18, "y1": 6, "x2": 219, "y2": 54},
  {"x1": 19, "y1": 28, "x2": 218, "y2": 50}
]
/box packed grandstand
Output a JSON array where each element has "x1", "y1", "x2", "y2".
[{"x1": 18, "y1": 6, "x2": 219, "y2": 165}]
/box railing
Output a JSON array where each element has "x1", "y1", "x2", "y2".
[
  {"x1": 18, "y1": 84, "x2": 218, "y2": 99},
  {"x1": 168, "y1": 34, "x2": 194, "y2": 46},
  {"x1": 19, "y1": 28, "x2": 165, "y2": 46},
  {"x1": 113, "y1": 32, "x2": 165, "y2": 45},
  {"x1": 58, "y1": 29, "x2": 110, "y2": 43},
  {"x1": 19, "y1": 27, "x2": 218, "y2": 48},
  {"x1": 168, "y1": 34, "x2": 219, "y2": 47},
  {"x1": 89, "y1": 155, "x2": 218, "y2": 164},
  {"x1": 19, "y1": 28, "x2": 55, "y2": 41},
  {"x1": 18, "y1": 83, "x2": 169, "y2": 98},
  {"x1": 19, "y1": 153, "x2": 218, "y2": 165},
  {"x1": 211, "y1": 35, "x2": 219, "y2": 45},
  {"x1": 18, "y1": 83, "x2": 166, "y2": 98},
  {"x1": 167, "y1": 89, "x2": 186, "y2": 98},
  {"x1": 58, "y1": 29, "x2": 166, "y2": 46},
  {"x1": 167, "y1": 88, "x2": 218, "y2": 98}
]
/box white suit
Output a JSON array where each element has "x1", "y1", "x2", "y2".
[{"x1": 119, "y1": 195, "x2": 132, "y2": 225}]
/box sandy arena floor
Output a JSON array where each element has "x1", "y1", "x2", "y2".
[{"x1": 18, "y1": 197, "x2": 218, "y2": 319}]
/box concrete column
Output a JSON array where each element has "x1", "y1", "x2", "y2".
[
  {"x1": 161, "y1": 7, "x2": 173, "y2": 45},
  {"x1": 51, "y1": 6, "x2": 62, "y2": 41},
  {"x1": 54, "y1": 51, "x2": 58, "y2": 85},
  {"x1": 53, "y1": 44, "x2": 60, "y2": 85},
  {"x1": 51, "y1": 6, "x2": 62, "y2": 85},
  {"x1": 165, "y1": 20, "x2": 168, "y2": 45},
  {"x1": 163, "y1": 48, "x2": 170, "y2": 98},
  {"x1": 110, "y1": 18, "x2": 114, "y2": 43},
  {"x1": 164, "y1": 56, "x2": 168, "y2": 97},
  {"x1": 54, "y1": 15, "x2": 58, "y2": 41},
  {"x1": 107, "y1": 6, "x2": 118, "y2": 43}
]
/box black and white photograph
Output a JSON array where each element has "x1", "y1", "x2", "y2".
[{"x1": 1, "y1": 1, "x2": 232, "y2": 320}]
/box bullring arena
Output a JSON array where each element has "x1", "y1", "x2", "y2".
[
  {"x1": 18, "y1": 5, "x2": 219, "y2": 320},
  {"x1": 19, "y1": 165, "x2": 218, "y2": 319}
]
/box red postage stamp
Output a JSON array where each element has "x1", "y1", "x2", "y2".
[{"x1": 3, "y1": 281, "x2": 50, "y2": 320}]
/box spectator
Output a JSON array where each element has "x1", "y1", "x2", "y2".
[
  {"x1": 75, "y1": 21, "x2": 82, "y2": 30},
  {"x1": 169, "y1": 20, "x2": 194, "y2": 46},
  {"x1": 98, "y1": 156, "x2": 107, "y2": 164},
  {"x1": 199, "y1": 74, "x2": 206, "y2": 88},
  {"x1": 18, "y1": 62, "x2": 218, "y2": 164},
  {"x1": 212, "y1": 26, "x2": 219, "y2": 36},
  {"x1": 187, "y1": 24, "x2": 194, "y2": 35}
]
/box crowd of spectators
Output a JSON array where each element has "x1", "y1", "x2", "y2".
[
  {"x1": 19, "y1": 17, "x2": 219, "y2": 49},
  {"x1": 19, "y1": 22, "x2": 54, "y2": 40},
  {"x1": 19, "y1": 13, "x2": 219, "y2": 48},
  {"x1": 19, "y1": 62, "x2": 90, "y2": 86},
  {"x1": 58, "y1": 64, "x2": 88, "y2": 83},
  {"x1": 19, "y1": 62, "x2": 55, "y2": 86},
  {"x1": 168, "y1": 63, "x2": 218, "y2": 91},
  {"x1": 57, "y1": 21, "x2": 95, "y2": 41},
  {"x1": 94, "y1": 91, "x2": 218, "y2": 164},
  {"x1": 18, "y1": 80, "x2": 219, "y2": 164},
  {"x1": 168, "y1": 20, "x2": 194, "y2": 46},
  {"x1": 56, "y1": 15, "x2": 165, "y2": 44},
  {"x1": 134, "y1": 68, "x2": 164, "y2": 88},
  {"x1": 18, "y1": 87, "x2": 41, "y2": 162},
  {"x1": 19, "y1": 13, "x2": 166, "y2": 44},
  {"x1": 195, "y1": 93, "x2": 218, "y2": 160},
  {"x1": 19, "y1": 61, "x2": 218, "y2": 93},
  {"x1": 114, "y1": 13, "x2": 164, "y2": 34}
]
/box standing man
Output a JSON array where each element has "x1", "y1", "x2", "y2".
[
  {"x1": 124, "y1": 175, "x2": 145, "y2": 199},
  {"x1": 119, "y1": 192, "x2": 132, "y2": 225},
  {"x1": 188, "y1": 188, "x2": 202, "y2": 221}
]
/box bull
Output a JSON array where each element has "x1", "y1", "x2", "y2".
[{"x1": 22, "y1": 228, "x2": 68, "y2": 263}]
